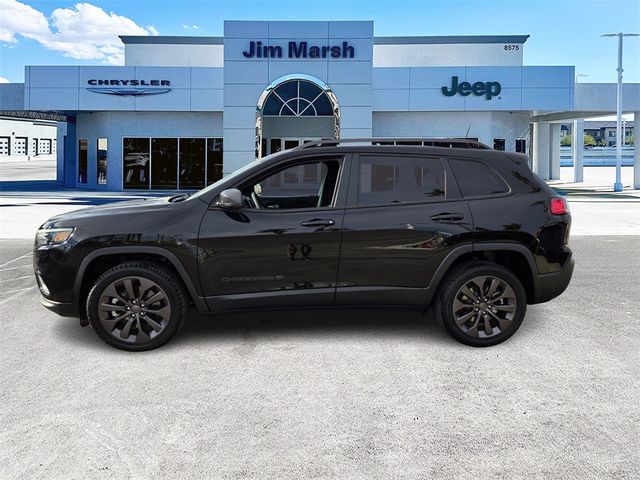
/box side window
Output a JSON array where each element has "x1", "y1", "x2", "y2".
[
  {"x1": 241, "y1": 160, "x2": 340, "y2": 210},
  {"x1": 448, "y1": 158, "x2": 509, "y2": 197},
  {"x1": 357, "y1": 155, "x2": 445, "y2": 206}
]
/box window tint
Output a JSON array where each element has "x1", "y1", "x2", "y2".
[
  {"x1": 241, "y1": 160, "x2": 340, "y2": 209},
  {"x1": 449, "y1": 159, "x2": 509, "y2": 197},
  {"x1": 357, "y1": 156, "x2": 445, "y2": 205}
]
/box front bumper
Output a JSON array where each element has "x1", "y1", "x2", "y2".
[
  {"x1": 41, "y1": 297, "x2": 78, "y2": 318},
  {"x1": 531, "y1": 253, "x2": 574, "y2": 304}
]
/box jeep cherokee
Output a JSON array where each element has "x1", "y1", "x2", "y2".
[{"x1": 33, "y1": 138, "x2": 574, "y2": 351}]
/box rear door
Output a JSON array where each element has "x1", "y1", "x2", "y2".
[{"x1": 335, "y1": 153, "x2": 473, "y2": 306}]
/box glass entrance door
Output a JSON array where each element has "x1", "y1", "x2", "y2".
[{"x1": 265, "y1": 137, "x2": 320, "y2": 156}]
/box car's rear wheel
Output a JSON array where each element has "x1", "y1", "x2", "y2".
[
  {"x1": 436, "y1": 262, "x2": 526, "y2": 347},
  {"x1": 86, "y1": 262, "x2": 188, "y2": 351}
]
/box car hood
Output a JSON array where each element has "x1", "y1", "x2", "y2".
[{"x1": 40, "y1": 196, "x2": 180, "y2": 228}]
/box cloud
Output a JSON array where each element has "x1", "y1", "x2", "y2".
[
  {"x1": 0, "y1": 76, "x2": 10, "y2": 83},
  {"x1": 182, "y1": 24, "x2": 200, "y2": 30},
  {"x1": 0, "y1": 0, "x2": 159, "y2": 65}
]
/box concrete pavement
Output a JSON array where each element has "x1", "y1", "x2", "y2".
[{"x1": 0, "y1": 236, "x2": 639, "y2": 479}]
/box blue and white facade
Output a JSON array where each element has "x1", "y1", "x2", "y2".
[{"x1": 1, "y1": 20, "x2": 638, "y2": 191}]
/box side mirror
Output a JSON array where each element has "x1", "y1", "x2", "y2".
[{"x1": 216, "y1": 188, "x2": 243, "y2": 209}]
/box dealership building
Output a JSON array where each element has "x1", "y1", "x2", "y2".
[{"x1": 1, "y1": 21, "x2": 639, "y2": 191}]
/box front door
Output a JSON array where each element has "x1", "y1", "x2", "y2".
[
  {"x1": 197, "y1": 155, "x2": 350, "y2": 311},
  {"x1": 336, "y1": 153, "x2": 473, "y2": 306}
]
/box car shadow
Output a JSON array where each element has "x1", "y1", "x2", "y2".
[
  {"x1": 51, "y1": 306, "x2": 454, "y2": 352},
  {"x1": 168, "y1": 306, "x2": 451, "y2": 348}
]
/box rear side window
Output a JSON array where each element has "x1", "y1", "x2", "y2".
[
  {"x1": 358, "y1": 155, "x2": 445, "y2": 205},
  {"x1": 448, "y1": 159, "x2": 509, "y2": 197}
]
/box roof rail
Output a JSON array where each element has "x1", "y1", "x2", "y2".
[{"x1": 293, "y1": 137, "x2": 491, "y2": 151}]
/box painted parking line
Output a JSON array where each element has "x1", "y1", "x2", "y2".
[
  {"x1": 1, "y1": 287, "x2": 36, "y2": 295},
  {"x1": 0, "y1": 252, "x2": 32, "y2": 269},
  {"x1": 0, "y1": 275, "x2": 33, "y2": 282},
  {"x1": 0, "y1": 264, "x2": 33, "y2": 272},
  {"x1": 0, "y1": 286, "x2": 37, "y2": 306}
]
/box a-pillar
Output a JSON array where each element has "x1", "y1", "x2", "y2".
[
  {"x1": 635, "y1": 112, "x2": 640, "y2": 189},
  {"x1": 572, "y1": 119, "x2": 585, "y2": 182},
  {"x1": 532, "y1": 122, "x2": 551, "y2": 179},
  {"x1": 549, "y1": 124, "x2": 561, "y2": 180}
]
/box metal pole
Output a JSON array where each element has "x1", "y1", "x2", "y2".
[{"x1": 614, "y1": 33, "x2": 623, "y2": 191}]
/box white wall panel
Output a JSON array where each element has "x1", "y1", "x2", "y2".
[
  {"x1": 410, "y1": 67, "x2": 466, "y2": 87},
  {"x1": 331, "y1": 84, "x2": 372, "y2": 106},
  {"x1": 329, "y1": 21, "x2": 373, "y2": 39},
  {"x1": 191, "y1": 68, "x2": 224, "y2": 89},
  {"x1": 190, "y1": 89, "x2": 223, "y2": 111},
  {"x1": 29, "y1": 88, "x2": 79, "y2": 110},
  {"x1": 409, "y1": 89, "x2": 465, "y2": 111},
  {"x1": 373, "y1": 68, "x2": 410, "y2": 89},
  {"x1": 373, "y1": 89, "x2": 410, "y2": 111},
  {"x1": 328, "y1": 61, "x2": 372, "y2": 84},
  {"x1": 268, "y1": 22, "x2": 329, "y2": 39},
  {"x1": 224, "y1": 61, "x2": 269, "y2": 84},
  {"x1": 268, "y1": 61, "x2": 328, "y2": 83}
]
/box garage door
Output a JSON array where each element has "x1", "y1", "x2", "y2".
[
  {"x1": 13, "y1": 137, "x2": 27, "y2": 155},
  {"x1": 0, "y1": 137, "x2": 8, "y2": 155},
  {"x1": 38, "y1": 139, "x2": 52, "y2": 155}
]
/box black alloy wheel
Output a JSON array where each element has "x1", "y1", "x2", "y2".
[
  {"x1": 436, "y1": 262, "x2": 526, "y2": 347},
  {"x1": 87, "y1": 262, "x2": 187, "y2": 351}
]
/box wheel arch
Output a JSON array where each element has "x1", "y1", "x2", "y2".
[
  {"x1": 424, "y1": 243, "x2": 538, "y2": 305},
  {"x1": 75, "y1": 247, "x2": 208, "y2": 314}
]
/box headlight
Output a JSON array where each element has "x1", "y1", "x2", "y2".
[{"x1": 35, "y1": 227, "x2": 75, "y2": 246}]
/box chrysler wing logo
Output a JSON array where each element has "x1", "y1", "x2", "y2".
[
  {"x1": 86, "y1": 79, "x2": 172, "y2": 96},
  {"x1": 87, "y1": 88, "x2": 171, "y2": 96}
]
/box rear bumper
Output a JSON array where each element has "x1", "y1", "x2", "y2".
[
  {"x1": 41, "y1": 297, "x2": 78, "y2": 318},
  {"x1": 530, "y1": 253, "x2": 574, "y2": 304}
]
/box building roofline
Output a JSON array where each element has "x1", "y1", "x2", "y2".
[
  {"x1": 374, "y1": 35, "x2": 530, "y2": 45},
  {"x1": 119, "y1": 36, "x2": 224, "y2": 45},
  {"x1": 119, "y1": 34, "x2": 530, "y2": 46}
]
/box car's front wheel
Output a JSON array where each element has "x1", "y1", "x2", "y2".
[
  {"x1": 86, "y1": 262, "x2": 188, "y2": 351},
  {"x1": 436, "y1": 262, "x2": 527, "y2": 347}
]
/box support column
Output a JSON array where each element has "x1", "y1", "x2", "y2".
[
  {"x1": 550, "y1": 124, "x2": 561, "y2": 180},
  {"x1": 532, "y1": 122, "x2": 551, "y2": 180},
  {"x1": 63, "y1": 120, "x2": 76, "y2": 187},
  {"x1": 635, "y1": 112, "x2": 640, "y2": 190},
  {"x1": 572, "y1": 119, "x2": 585, "y2": 183}
]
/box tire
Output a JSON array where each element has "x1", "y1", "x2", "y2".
[
  {"x1": 86, "y1": 262, "x2": 188, "y2": 351},
  {"x1": 435, "y1": 261, "x2": 526, "y2": 347}
]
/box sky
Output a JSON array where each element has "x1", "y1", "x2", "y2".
[{"x1": 0, "y1": 0, "x2": 639, "y2": 85}]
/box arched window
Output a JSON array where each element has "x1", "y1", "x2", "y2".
[{"x1": 262, "y1": 80, "x2": 334, "y2": 117}]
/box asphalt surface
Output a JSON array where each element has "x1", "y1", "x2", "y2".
[{"x1": 1, "y1": 235, "x2": 639, "y2": 479}]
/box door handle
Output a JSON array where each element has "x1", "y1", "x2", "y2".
[
  {"x1": 301, "y1": 219, "x2": 335, "y2": 227},
  {"x1": 430, "y1": 212, "x2": 465, "y2": 222}
]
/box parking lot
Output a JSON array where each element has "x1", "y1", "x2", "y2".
[{"x1": 1, "y1": 162, "x2": 639, "y2": 478}]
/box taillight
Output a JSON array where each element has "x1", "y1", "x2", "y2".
[{"x1": 550, "y1": 197, "x2": 569, "y2": 215}]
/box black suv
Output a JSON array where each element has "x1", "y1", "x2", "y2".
[{"x1": 34, "y1": 139, "x2": 574, "y2": 351}]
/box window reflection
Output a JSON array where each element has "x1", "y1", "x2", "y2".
[
  {"x1": 123, "y1": 138, "x2": 150, "y2": 189},
  {"x1": 179, "y1": 138, "x2": 206, "y2": 189},
  {"x1": 207, "y1": 138, "x2": 223, "y2": 185},
  {"x1": 78, "y1": 139, "x2": 88, "y2": 184},
  {"x1": 152, "y1": 138, "x2": 178, "y2": 189},
  {"x1": 97, "y1": 138, "x2": 107, "y2": 185},
  {"x1": 123, "y1": 137, "x2": 222, "y2": 190}
]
